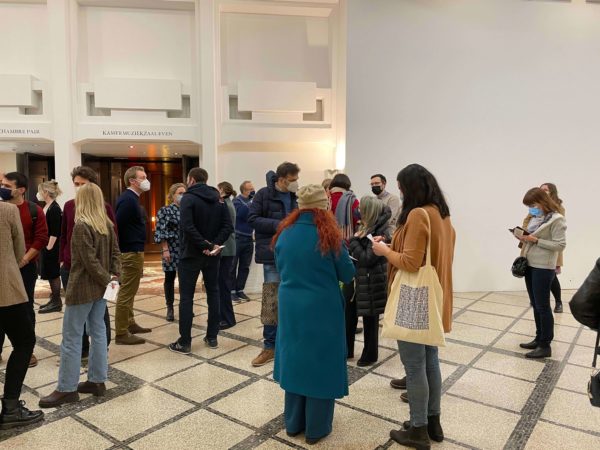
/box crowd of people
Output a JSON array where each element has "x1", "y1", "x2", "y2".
[{"x1": 0, "y1": 160, "x2": 589, "y2": 450}]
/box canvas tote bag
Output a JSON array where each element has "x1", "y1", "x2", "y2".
[{"x1": 381, "y1": 208, "x2": 446, "y2": 347}]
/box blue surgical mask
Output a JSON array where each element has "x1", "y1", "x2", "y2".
[{"x1": 529, "y1": 207, "x2": 542, "y2": 217}]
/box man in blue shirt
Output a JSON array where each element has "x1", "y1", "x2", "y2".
[
  {"x1": 231, "y1": 180, "x2": 255, "y2": 302},
  {"x1": 114, "y1": 166, "x2": 152, "y2": 345},
  {"x1": 248, "y1": 162, "x2": 299, "y2": 367}
]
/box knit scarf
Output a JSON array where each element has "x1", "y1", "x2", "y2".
[{"x1": 334, "y1": 190, "x2": 357, "y2": 241}]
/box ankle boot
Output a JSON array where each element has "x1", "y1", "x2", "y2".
[
  {"x1": 166, "y1": 304, "x2": 175, "y2": 322},
  {"x1": 0, "y1": 399, "x2": 44, "y2": 429},
  {"x1": 390, "y1": 425, "x2": 431, "y2": 450},
  {"x1": 403, "y1": 415, "x2": 444, "y2": 443},
  {"x1": 39, "y1": 294, "x2": 62, "y2": 314}
]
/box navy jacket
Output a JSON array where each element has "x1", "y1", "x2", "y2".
[
  {"x1": 115, "y1": 189, "x2": 146, "y2": 253},
  {"x1": 233, "y1": 195, "x2": 254, "y2": 237},
  {"x1": 248, "y1": 171, "x2": 298, "y2": 265},
  {"x1": 179, "y1": 183, "x2": 233, "y2": 262}
]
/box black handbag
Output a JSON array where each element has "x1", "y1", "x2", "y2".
[
  {"x1": 511, "y1": 256, "x2": 528, "y2": 278},
  {"x1": 589, "y1": 329, "x2": 600, "y2": 408}
]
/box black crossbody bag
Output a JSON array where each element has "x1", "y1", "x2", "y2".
[{"x1": 589, "y1": 329, "x2": 600, "y2": 408}]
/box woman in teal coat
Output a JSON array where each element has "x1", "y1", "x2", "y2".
[{"x1": 273, "y1": 184, "x2": 355, "y2": 445}]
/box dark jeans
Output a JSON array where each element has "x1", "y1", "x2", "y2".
[
  {"x1": 360, "y1": 315, "x2": 380, "y2": 362},
  {"x1": 219, "y1": 256, "x2": 236, "y2": 327},
  {"x1": 178, "y1": 256, "x2": 220, "y2": 345},
  {"x1": 61, "y1": 266, "x2": 111, "y2": 355},
  {"x1": 0, "y1": 303, "x2": 36, "y2": 400},
  {"x1": 0, "y1": 262, "x2": 37, "y2": 350},
  {"x1": 343, "y1": 282, "x2": 358, "y2": 357},
  {"x1": 164, "y1": 270, "x2": 177, "y2": 306},
  {"x1": 551, "y1": 275, "x2": 562, "y2": 305},
  {"x1": 231, "y1": 235, "x2": 254, "y2": 293},
  {"x1": 524, "y1": 267, "x2": 555, "y2": 346}
]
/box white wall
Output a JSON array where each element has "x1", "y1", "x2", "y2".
[
  {"x1": 220, "y1": 13, "x2": 331, "y2": 89},
  {"x1": 346, "y1": 0, "x2": 600, "y2": 292},
  {"x1": 218, "y1": 143, "x2": 334, "y2": 194},
  {"x1": 0, "y1": 153, "x2": 17, "y2": 173}
]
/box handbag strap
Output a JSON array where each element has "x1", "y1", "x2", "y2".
[
  {"x1": 593, "y1": 328, "x2": 600, "y2": 368},
  {"x1": 417, "y1": 208, "x2": 433, "y2": 267}
]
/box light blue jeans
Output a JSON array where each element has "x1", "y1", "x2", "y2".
[
  {"x1": 397, "y1": 340, "x2": 442, "y2": 427},
  {"x1": 263, "y1": 264, "x2": 280, "y2": 350},
  {"x1": 58, "y1": 299, "x2": 108, "y2": 392}
]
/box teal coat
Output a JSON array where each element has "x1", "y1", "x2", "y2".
[{"x1": 273, "y1": 211, "x2": 356, "y2": 399}]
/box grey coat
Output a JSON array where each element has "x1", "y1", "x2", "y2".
[
  {"x1": 222, "y1": 197, "x2": 237, "y2": 257},
  {"x1": 0, "y1": 202, "x2": 28, "y2": 308},
  {"x1": 522, "y1": 213, "x2": 567, "y2": 270}
]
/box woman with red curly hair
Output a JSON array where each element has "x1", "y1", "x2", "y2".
[{"x1": 272, "y1": 184, "x2": 355, "y2": 446}]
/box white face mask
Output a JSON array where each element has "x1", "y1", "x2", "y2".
[
  {"x1": 138, "y1": 179, "x2": 151, "y2": 192},
  {"x1": 175, "y1": 194, "x2": 183, "y2": 204},
  {"x1": 36, "y1": 192, "x2": 45, "y2": 202},
  {"x1": 287, "y1": 181, "x2": 299, "y2": 193}
]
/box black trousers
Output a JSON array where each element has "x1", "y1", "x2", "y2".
[
  {"x1": 360, "y1": 315, "x2": 380, "y2": 363},
  {"x1": 231, "y1": 235, "x2": 254, "y2": 293},
  {"x1": 0, "y1": 262, "x2": 37, "y2": 350},
  {"x1": 524, "y1": 267, "x2": 555, "y2": 346},
  {"x1": 164, "y1": 270, "x2": 177, "y2": 306},
  {"x1": 0, "y1": 303, "x2": 36, "y2": 400},
  {"x1": 219, "y1": 256, "x2": 236, "y2": 327},
  {"x1": 178, "y1": 257, "x2": 220, "y2": 345},
  {"x1": 343, "y1": 282, "x2": 358, "y2": 358},
  {"x1": 551, "y1": 275, "x2": 562, "y2": 305},
  {"x1": 61, "y1": 266, "x2": 111, "y2": 355}
]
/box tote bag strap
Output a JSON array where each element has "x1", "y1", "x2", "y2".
[
  {"x1": 593, "y1": 328, "x2": 600, "y2": 368},
  {"x1": 417, "y1": 208, "x2": 433, "y2": 267}
]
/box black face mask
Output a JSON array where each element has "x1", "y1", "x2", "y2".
[
  {"x1": 0, "y1": 187, "x2": 13, "y2": 201},
  {"x1": 248, "y1": 191, "x2": 256, "y2": 199},
  {"x1": 371, "y1": 186, "x2": 383, "y2": 196}
]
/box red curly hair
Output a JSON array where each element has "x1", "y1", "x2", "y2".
[{"x1": 272, "y1": 209, "x2": 343, "y2": 255}]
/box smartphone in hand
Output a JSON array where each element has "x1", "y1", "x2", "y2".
[{"x1": 509, "y1": 226, "x2": 529, "y2": 238}]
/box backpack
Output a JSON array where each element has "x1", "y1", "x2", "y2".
[{"x1": 27, "y1": 200, "x2": 38, "y2": 235}]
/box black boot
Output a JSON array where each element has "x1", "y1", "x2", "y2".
[
  {"x1": 39, "y1": 294, "x2": 62, "y2": 314},
  {"x1": 554, "y1": 302, "x2": 563, "y2": 313},
  {"x1": 390, "y1": 425, "x2": 431, "y2": 450},
  {"x1": 519, "y1": 339, "x2": 538, "y2": 350},
  {"x1": 403, "y1": 415, "x2": 444, "y2": 443},
  {"x1": 525, "y1": 346, "x2": 552, "y2": 359},
  {"x1": 166, "y1": 304, "x2": 175, "y2": 322},
  {"x1": 0, "y1": 399, "x2": 44, "y2": 430}
]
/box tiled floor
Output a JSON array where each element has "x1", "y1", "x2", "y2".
[{"x1": 1, "y1": 265, "x2": 600, "y2": 449}]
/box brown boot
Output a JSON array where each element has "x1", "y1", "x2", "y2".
[
  {"x1": 29, "y1": 354, "x2": 38, "y2": 368},
  {"x1": 115, "y1": 333, "x2": 146, "y2": 345},
  {"x1": 38, "y1": 390, "x2": 79, "y2": 408},
  {"x1": 128, "y1": 323, "x2": 152, "y2": 334},
  {"x1": 251, "y1": 349, "x2": 275, "y2": 367},
  {"x1": 77, "y1": 381, "x2": 106, "y2": 397}
]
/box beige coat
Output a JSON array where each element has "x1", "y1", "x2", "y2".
[{"x1": 0, "y1": 202, "x2": 28, "y2": 308}]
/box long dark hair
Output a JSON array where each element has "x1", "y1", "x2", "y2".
[{"x1": 396, "y1": 164, "x2": 450, "y2": 226}]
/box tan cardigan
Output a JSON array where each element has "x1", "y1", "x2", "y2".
[
  {"x1": 66, "y1": 221, "x2": 121, "y2": 306},
  {"x1": 522, "y1": 205, "x2": 566, "y2": 267},
  {"x1": 386, "y1": 205, "x2": 456, "y2": 333},
  {"x1": 0, "y1": 202, "x2": 28, "y2": 308}
]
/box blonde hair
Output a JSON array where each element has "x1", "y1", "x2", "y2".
[
  {"x1": 75, "y1": 183, "x2": 109, "y2": 235},
  {"x1": 356, "y1": 196, "x2": 385, "y2": 237},
  {"x1": 168, "y1": 183, "x2": 186, "y2": 203},
  {"x1": 124, "y1": 166, "x2": 145, "y2": 187},
  {"x1": 38, "y1": 180, "x2": 62, "y2": 199}
]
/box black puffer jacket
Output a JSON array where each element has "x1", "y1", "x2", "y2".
[
  {"x1": 570, "y1": 258, "x2": 600, "y2": 330},
  {"x1": 348, "y1": 207, "x2": 392, "y2": 316},
  {"x1": 248, "y1": 171, "x2": 298, "y2": 264}
]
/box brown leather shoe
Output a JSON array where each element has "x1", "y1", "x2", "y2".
[
  {"x1": 251, "y1": 349, "x2": 275, "y2": 367},
  {"x1": 77, "y1": 381, "x2": 106, "y2": 397},
  {"x1": 28, "y1": 354, "x2": 38, "y2": 368},
  {"x1": 39, "y1": 390, "x2": 79, "y2": 408},
  {"x1": 128, "y1": 323, "x2": 152, "y2": 334},
  {"x1": 115, "y1": 332, "x2": 146, "y2": 345}
]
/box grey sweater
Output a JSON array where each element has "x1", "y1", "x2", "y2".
[{"x1": 523, "y1": 213, "x2": 567, "y2": 270}]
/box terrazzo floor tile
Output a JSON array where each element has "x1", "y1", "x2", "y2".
[
  {"x1": 156, "y1": 362, "x2": 249, "y2": 403},
  {"x1": 133, "y1": 296, "x2": 173, "y2": 312},
  {"x1": 254, "y1": 439, "x2": 296, "y2": 449},
  {"x1": 210, "y1": 379, "x2": 284, "y2": 427},
  {"x1": 453, "y1": 292, "x2": 488, "y2": 300},
  {"x1": 0, "y1": 417, "x2": 112, "y2": 450},
  {"x1": 228, "y1": 317, "x2": 266, "y2": 342},
  {"x1": 142, "y1": 323, "x2": 201, "y2": 346},
  {"x1": 438, "y1": 342, "x2": 483, "y2": 365},
  {"x1": 451, "y1": 297, "x2": 475, "y2": 308},
  {"x1": 556, "y1": 363, "x2": 593, "y2": 394},
  {"x1": 576, "y1": 327, "x2": 599, "y2": 348},
  {"x1": 493, "y1": 332, "x2": 536, "y2": 354},
  {"x1": 525, "y1": 420, "x2": 600, "y2": 450},
  {"x1": 448, "y1": 368, "x2": 535, "y2": 412},
  {"x1": 23, "y1": 355, "x2": 60, "y2": 388},
  {"x1": 568, "y1": 344, "x2": 597, "y2": 367},
  {"x1": 233, "y1": 300, "x2": 262, "y2": 317},
  {"x1": 442, "y1": 395, "x2": 520, "y2": 449},
  {"x1": 77, "y1": 386, "x2": 194, "y2": 440},
  {"x1": 129, "y1": 409, "x2": 254, "y2": 449},
  {"x1": 108, "y1": 341, "x2": 160, "y2": 365},
  {"x1": 340, "y1": 372, "x2": 408, "y2": 420},
  {"x1": 541, "y1": 389, "x2": 600, "y2": 433},
  {"x1": 189, "y1": 335, "x2": 247, "y2": 359},
  {"x1": 474, "y1": 351, "x2": 545, "y2": 382},
  {"x1": 447, "y1": 322, "x2": 503, "y2": 346},
  {"x1": 278, "y1": 403, "x2": 398, "y2": 449},
  {"x1": 484, "y1": 292, "x2": 531, "y2": 305},
  {"x1": 34, "y1": 318, "x2": 64, "y2": 338},
  {"x1": 467, "y1": 300, "x2": 528, "y2": 317},
  {"x1": 455, "y1": 310, "x2": 515, "y2": 331},
  {"x1": 112, "y1": 348, "x2": 200, "y2": 382}
]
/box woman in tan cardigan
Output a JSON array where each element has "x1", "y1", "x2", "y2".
[
  {"x1": 40, "y1": 183, "x2": 120, "y2": 408},
  {"x1": 373, "y1": 164, "x2": 455, "y2": 450},
  {"x1": 0, "y1": 201, "x2": 44, "y2": 429}
]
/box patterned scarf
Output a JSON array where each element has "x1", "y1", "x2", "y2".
[{"x1": 334, "y1": 190, "x2": 357, "y2": 241}]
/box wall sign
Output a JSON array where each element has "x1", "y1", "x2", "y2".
[
  {"x1": 101, "y1": 129, "x2": 174, "y2": 137},
  {"x1": 0, "y1": 128, "x2": 41, "y2": 136}
]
